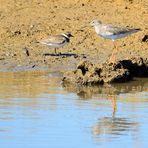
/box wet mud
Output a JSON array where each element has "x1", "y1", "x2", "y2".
[
  {"x1": 62, "y1": 77, "x2": 148, "y2": 99},
  {"x1": 62, "y1": 57, "x2": 148, "y2": 85},
  {"x1": 0, "y1": 0, "x2": 148, "y2": 73}
]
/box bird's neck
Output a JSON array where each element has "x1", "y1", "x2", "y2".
[
  {"x1": 62, "y1": 33, "x2": 70, "y2": 42},
  {"x1": 62, "y1": 34, "x2": 70, "y2": 42},
  {"x1": 94, "y1": 25, "x2": 101, "y2": 34},
  {"x1": 65, "y1": 37, "x2": 70, "y2": 42},
  {"x1": 62, "y1": 33, "x2": 69, "y2": 39}
]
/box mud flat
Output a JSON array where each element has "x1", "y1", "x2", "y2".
[
  {"x1": 62, "y1": 57, "x2": 148, "y2": 85},
  {"x1": 0, "y1": 0, "x2": 148, "y2": 72}
]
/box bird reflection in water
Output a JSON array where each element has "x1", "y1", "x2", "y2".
[
  {"x1": 92, "y1": 95, "x2": 139, "y2": 140},
  {"x1": 62, "y1": 82, "x2": 144, "y2": 140}
]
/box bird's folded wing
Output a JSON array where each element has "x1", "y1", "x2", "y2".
[
  {"x1": 40, "y1": 35, "x2": 65, "y2": 45},
  {"x1": 104, "y1": 25, "x2": 131, "y2": 35}
]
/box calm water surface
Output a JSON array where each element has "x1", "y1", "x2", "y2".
[{"x1": 0, "y1": 71, "x2": 148, "y2": 148}]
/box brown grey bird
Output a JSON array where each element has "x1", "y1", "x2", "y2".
[
  {"x1": 37, "y1": 32, "x2": 73, "y2": 54},
  {"x1": 90, "y1": 20, "x2": 141, "y2": 63}
]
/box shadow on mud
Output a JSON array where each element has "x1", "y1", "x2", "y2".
[{"x1": 43, "y1": 53, "x2": 77, "y2": 57}]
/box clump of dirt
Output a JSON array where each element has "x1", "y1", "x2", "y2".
[
  {"x1": 119, "y1": 57, "x2": 148, "y2": 77},
  {"x1": 62, "y1": 78, "x2": 148, "y2": 99},
  {"x1": 62, "y1": 57, "x2": 148, "y2": 85}
]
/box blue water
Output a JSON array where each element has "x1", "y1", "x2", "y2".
[{"x1": 0, "y1": 71, "x2": 148, "y2": 148}]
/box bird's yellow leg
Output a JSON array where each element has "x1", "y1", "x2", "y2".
[
  {"x1": 108, "y1": 41, "x2": 118, "y2": 64},
  {"x1": 54, "y1": 48, "x2": 57, "y2": 54},
  {"x1": 111, "y1": 97, "x2": 117, "y2": 116},
  {"x1": 108, "y1": 95, "x2": 117, "y2": 117}
]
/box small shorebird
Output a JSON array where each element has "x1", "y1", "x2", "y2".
[
  {"x1": 90, "y1": 20, "x2": 141, "y2": 63},
  {"x1": 37, "y1": 32, "x2": 73, "y2": 54}
]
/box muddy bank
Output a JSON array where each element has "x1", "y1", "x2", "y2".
[
  {"x1": 62, "y1": 57, "x2": 148, "y2": 85},
  {"x1": 0, "y1": 0, "x2": 148, "y2": 72},
  {"x1": 62, "y1": 78, "x2": 148, "y2": 99}
]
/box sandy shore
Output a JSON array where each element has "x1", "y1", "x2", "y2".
[{"x1": 0, "y1": 0, "x2": 148, "y2": 72}]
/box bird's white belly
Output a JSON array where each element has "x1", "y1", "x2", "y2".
[
  {"x1": 100, "y1": 32, "x2": 131, "y2": 40},
  {"x1": 47, "y1": 41, "x2": 67, "y2": 48}
]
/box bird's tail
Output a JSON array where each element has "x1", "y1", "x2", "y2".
[
  {"x1": 131, "y1": 28, "x2": 141, "y2": 33},
  {"x1": 34, "y1": 41, "x2": 40, "y2": 44},
  {"x1": 31, "y1": 40, "x2": 41, "y2": 46}
]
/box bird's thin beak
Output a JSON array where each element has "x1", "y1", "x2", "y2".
[
  {"x1": 76, "y1": 25, "x2": 89, "y2": 32},
  {"x1": 81, "y1": 24, "x2": 89, "y2": 29},
  {"x1": 76, "y1": 24, "x2": 90, "y2": 32},
  {"x1": 70, "y1": 34, "x2": 74, "y2": 37},
  {"x1": 90, "y1": 23, "x2": 94, "y2": 27}
]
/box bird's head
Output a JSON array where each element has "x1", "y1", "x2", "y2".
[
  {"x1": 62, "y1": 32, "x2": 73, "y2": 38},
  {"x1": 90, "y1": 20, "x2": 102, "y2": 26}
]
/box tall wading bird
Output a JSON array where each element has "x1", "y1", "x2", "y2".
[
  {"x1": 90, "y1": 20, "x2": 141, "y2": 63},
  {"x1": 37, "y1": 32, "x2": 73, "y2": 54}
]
